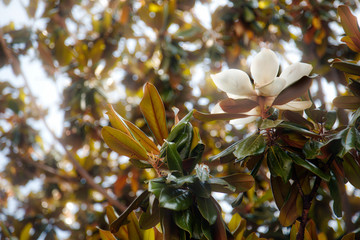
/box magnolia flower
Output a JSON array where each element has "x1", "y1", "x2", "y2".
[{"x1": 210, "y1": 49, "x2": 313, "y2": 125}]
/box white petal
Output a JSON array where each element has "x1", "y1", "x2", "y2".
[
  {"x1": 229, "y1": 116, "x2": 259, "y2": 126},
  {"x1": 256, "y1": 77, "x2": 286, "y2": 96},
  {"x1": 211, "y1": 103, "x2": 225, "y2": 114},
  {"x1": 280, "y1": 62, "x2": 313, "y2": 88},
  {"x1": 211, "y1": 69, "x2": 256, "y2": 97},
  {"x1": 251, "y1": 49, "x2": 279, "y2": 88},
  {"x1": 274, "y1": 100, "x2": 312, "y2": 111}
]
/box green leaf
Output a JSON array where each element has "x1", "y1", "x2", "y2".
[
  {"x1": 267, "y1": 146, "x2": 292, "y2": 182},
  {"x1": 233, "y1": 134, "x2": 266, "y2": 160},
  {"x1": 277, "y1": 122, "x2": 319, "y2": 137},
  {"x1": 165, "y1": 141, "x2": 184, "y2": 175},
  {"x1": 325, "y1": 111, "x2": 337, "y2": 130},
  {"x1": 173, "y1": 209, "x2": 193, "y2": 237},
  {"x1": 201, "y1": 220, "x2": 212, "y2": 240},
  {"x1": 183, "y1": 143, "x2": 205, "y2": 174},
  {"x1": 350, "y1": 108, "x2": 360, "y2": 126},
  {"x1": 343, "y1": 153, "x2": 360, "y2": 188},
  {"x1": 129, "y1": 159, "x2": 153, "y2": 169},
  {"x1": 110, "y1": 190, "x2": 149, "y2": 233},
  {"x1": 209, "y1": 140, "x2": 241, "y2": 161},
  {"x1": 174, "y1": 122, "x2": 194, "y2": 159},
  {"x1": 290, "y1": 153, "x2": 330, "y2": 181},
  {"x1": 208, "y1": 177, "x2": 236, "y2": 194},
  {"x1": 140, "y1": 83, "x2": 168, "y2": 145},
  {"x1": 196, "y1": 197, "x2": 218, "y2": 225},
  {"x1": 159, "y1": 188, "x2": 192, "y2": 211},
  {"x1": 101, "y1": 126, "x2": 148, "y2": 160},
  {"x1": 189, "y1": 179, "x2": 211, "y2": 198},
  {"x1": 303, "y1": 140, "x2": 323, "y2": 159},
  {"x1": 139, "y1": 196, "x2": 160, "y2": 229},
  {"x1": 328, "y1": 172, "x2": 342, "y2": 217},
  {"x1": 260, "y1": 119, "x2": 283, "y2": 129},
  {"x1": 148, "y1": 178, "x2": 166, "y2": 198},
  {"x1": 167, "y1": 110, "x2": 193, "y2": 142},
  {"x1": 340, "y1": 127, "x2": 359, "y2": 156}
]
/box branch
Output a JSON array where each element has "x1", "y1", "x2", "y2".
[{"x1": 296, "y1": 155, "x2": 335, "y2": 240}]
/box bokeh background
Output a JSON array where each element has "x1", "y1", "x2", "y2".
[{"x1": 0, "y1": 0, "x2": 359, "y2": 239}]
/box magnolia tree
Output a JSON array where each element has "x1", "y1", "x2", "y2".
[
  {"x1": 99, "y1": 6, "x2": 360, "y2": 240},
  {"x1": 1, "y1": 1, "x2": 360, "y2": 240}
]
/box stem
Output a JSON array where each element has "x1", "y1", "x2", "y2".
[
  {"x1": 296, "y1": 155, "x2": 335, "y2": 240},
  {"x1": 2, "y1": 32, "x2": 127, "y2": 211}
]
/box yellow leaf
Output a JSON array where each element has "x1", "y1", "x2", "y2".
[
  {"x1": 20, "y1": 223, "x2": 32, "y2": 240},
  {"x1": 99, "y1": 229, "x2": 117, "y2": 240},
  {"x1": 228, "y1": 213, "x2": 242, "y2": 233},
  {"x1": 312, "y1": 17, "x2": 322, "y2": 29},
  {"x1": 139, "y1": 83, "x2": 168, "y2": 145},
  {"x1": 106, "y1": 104, "x2": 132, "y2": 135},
  {"x1": 143, "y1": 228, "x2": 155, "y2": 240},
  {"x1": 318, "y1": 232, "x2": 327, "y2": 240},
  {"x1": 101, "y1": 126, "x2": 148, "y2": 160},
  {"x1": 90, "y1": 39, "x2": 105, "y2": 64},
  {"x1": 127, "y1": 212, "x2": 143, "y2": 240},
  {"x1": 190, "y1": 126, "x2": 200, "y2": 151}
]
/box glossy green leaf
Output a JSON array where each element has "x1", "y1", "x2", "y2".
[
  {"x1": 101, "y1": 126, "x2": 148, "y2": 160},
  {"x1": 196, "y1": 197, "x2": 218, "y2": 225},
  {"x1": 148, "y1": 178, "x2": 166, "y2": 198},
  {"x1": 165, "y1": 141, "x2": 183, "y2": 175},
  {"x1": 340, "y1": 127, "x2": 359, "y2": 156},
  {"x1": 208, "y1": 177, "x2": 236, "y2": 194},
  {"x1": 328, "y1": 172, "x2": 342, "y2": 217},
  {"x1": 349, "y1": 108, "x2": 360, "y2": 126},
  {"x1": 174, "y1": 122, "x2": 194, "y2": 159},
  {"x1": 201, "y1": 220, "x2": 212, "y2": 240},
  {"x1": 233, "y1": 134, "x2": 266, "y2": 160},
  {"x1": 303, "y1": 139, "x2": 323, "y2": 159},
  {"x1": 189, "y1": 179, "x2": 211, "y2": 198},
  {"x1": 209, "y1": 140, "x2": 241, "y2": 161},
  {"x1": 140, "y1": 82, "x2": 168, "y2": 145},
  {"x1": 183, "y1": 143, "x2": 205, "y2": 174},
  {"x1": 159, "y1": 188, "x2": 192, "y2": 211},
  {"x1": 173, "y1": 209, "x2": 193, "y2": 237},
  {"x1": 139, "y1": 198, "x2": 160, "y2": 229},
  {"x1": 267, "y1": 145, "x2": 292, "y2": 182},
  {"x1": 277, "y1": 122, "x2": 319, "y2": 137},
  {"x1": 325, "y1": 110, "x2": 337, "y2": 130},
  {"x1": 343, "y1": 153, "x2": 360, "y2": 188},
  {"x1": 260, "y1": 119, "x2": 283, "y2": 129},
  {"x1": 290, "y1": 152, "x2": 330, "y2": 181},
  {"x1": 167, "y1": 110, "x2": 193, "y2": 142}
]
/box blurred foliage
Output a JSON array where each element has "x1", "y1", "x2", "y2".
[{"x1": 0, "y1": 0, "x2": 360, "y2": 239}]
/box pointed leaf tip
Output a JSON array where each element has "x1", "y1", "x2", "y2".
[{"x1": 140, "y1": 83, "x2": 168, "y2": 145}]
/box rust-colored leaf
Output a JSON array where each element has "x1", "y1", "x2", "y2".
[
  {"x1": 219, "y1": 98, "x2": 259, "y2": 113},
  {"x1": 99, "y1": 229, "x2": 117, "y2": 240},
  {"x1": 333, "y1": 96, "x2": 360, "y2": 109},
  {"x1": 193, "y1": 110, "x2": 253, "y2": 122},
  {"x1": 273, "y1": 76, "x2": 312, "y2": 106},
  {"x1": 101, "y1": 126, "x2": 148, "y2": 160},
  {"x1": 338, "y1": 5, "x2": 360, "y2": 51},
  {"x1": 140, "y1": 83, "x2": 168, "y2": 145}
]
